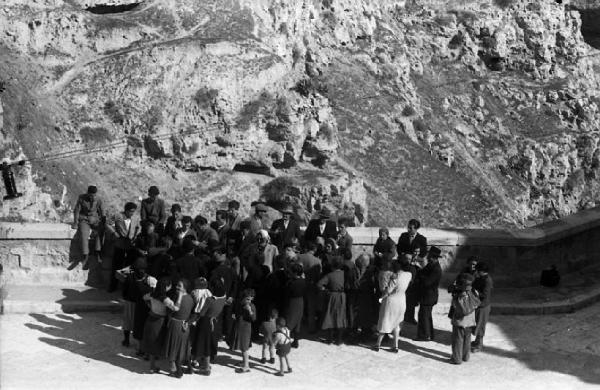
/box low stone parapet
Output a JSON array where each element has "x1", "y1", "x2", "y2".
[{"x1": 2, "y1": 206, "x2": 600, "y2": 288}]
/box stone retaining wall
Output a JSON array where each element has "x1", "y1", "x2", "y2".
[{"x1": 2, "y1": 206, "x2": 600, "y2": 287}]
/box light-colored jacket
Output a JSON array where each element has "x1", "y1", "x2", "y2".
[
  {"x1": 451, "y1": 292, "x2": 476, "y2": 328},
  {"x1": 110, "y1": 212, "x2": 141, "y2": 249}
]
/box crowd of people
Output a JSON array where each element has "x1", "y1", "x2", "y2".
[{"x1": 72, "y1": 184, "x2": 494, "y2": 376}]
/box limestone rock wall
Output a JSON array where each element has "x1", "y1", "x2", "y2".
[{"x1": 0, "y1": 0, "x2": 599, "y2": 228}]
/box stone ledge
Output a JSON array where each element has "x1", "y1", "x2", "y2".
[
  {"x1": 2, "y1": 206, "x2": 600, "y2": 246},
  {"x1": 348, "y1": 206, "x2": 600, "y2": 247},
  {"x1": 0, "y1": 222, "x2": 74, "y2": 240}
]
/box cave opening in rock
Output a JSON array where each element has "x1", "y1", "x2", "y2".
[
  {"x1": 232, "y1": 163, "x2": 271, "y2": 176},
  {"x1": 86, "y1": 2, "x2": 141, "y2": 14},
  {"x1": 574, "y1": 7, "x2": 600, "y2": 49}
]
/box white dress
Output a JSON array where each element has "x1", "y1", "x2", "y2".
[{"x1": 376, "y1": 271, "x2": 412, "y2": 334}]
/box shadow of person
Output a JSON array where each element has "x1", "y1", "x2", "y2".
[
  {"x1": 396, "y1": 339, "x2": 452, "y2": 362},
  {"x1": 483, "y1": 341, "x2": 600, "y2": 384},
  {"x1": 216, "y1": 346, "x2": 278, "y2": 374},
  {"x1": 25, "y1": 311, "x2": 147, "y2": 374}
]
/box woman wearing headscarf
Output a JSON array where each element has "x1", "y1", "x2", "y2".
[
  {"x1": 349, "y1": 253, "x2": 377, "y2": 341},
  {"x1": 317, "y1": 256, "x2": 347, "y2": 345},
  {"x1": 374, "y1": 227, "x2": 396, "y2": 261}
]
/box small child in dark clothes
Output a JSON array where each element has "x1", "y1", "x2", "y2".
[
  {"x1": 273, "y1": 317, "x2": 293, "y2": 376},
  {"x1": 260, "y1": 308, "x2": 278, "y2": 364}
]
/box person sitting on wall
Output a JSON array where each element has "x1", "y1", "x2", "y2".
[
  {"x1": 140, "y1": 186, "x2": 166, "y2": 236},
  {"x1": 72, "y1": 185, "x2": 106, "y2": 270}
]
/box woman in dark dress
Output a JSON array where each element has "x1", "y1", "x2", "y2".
[
  {"x1": 353, "y1": 254, "x2": 377, "y2": 340},
  {"x1": 191, "y1": 278, "x2": 227, "y2": 376},
  {"x1": 284, "y1": 263, "x2": 306, "y2": 348},
  {"x1": 142, "y1": 277, "x2": 172, "y2": 373},
  {"x1": 317, "y1": 256, "x2": 346, "y2": 345},
  {"x1": 229, "y1": 288, "x2": 256, "y2": 373},
  {"x1": 121, "y1": 257, "x2": 154, "y2": 356},
  {"x1": 162, "y1": 278, "x2": 195, "y2": 378}
]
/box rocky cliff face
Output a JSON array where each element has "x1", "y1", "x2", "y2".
[{"x1": 0, "y1": 0, "x2": 599, "y2": 227}]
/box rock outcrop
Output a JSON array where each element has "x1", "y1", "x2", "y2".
[{"x1": 0, "y1": 0, "x2": 599, "y2": 227}]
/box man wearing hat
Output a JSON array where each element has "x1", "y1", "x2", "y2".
[
  {"x1": 415, "y1": 246, "x2": 443, "y2": 341},
  {"x1": 140, "y1": 186, "x2": 166, "y2": 236},
  {"x1": 72, "y1": 185, "x2": 106, "y2": 269},
  {"x1": 303, "y1": 207, "x2": 338, "y2": 246},
  {"x1": 269, "y1": 204, "x2": 301, "y2": 251},
  {"x1": 249, "y1": 202, "x2": 268, "y2": 238}
]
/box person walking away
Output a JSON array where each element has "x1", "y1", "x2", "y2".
[
  {"x1": 317, "y1": 256, "x2": 346, "y2": 345},
  {"x1": 471, "y1": 262, "x2": 493, "y2": 352},
  {"x1": 415, "y1": 246, "x2": 442, "y2": 341},
  {"x1": 140, "y1": 186, "x2": 166, "y2": 236},
  {"x1": 229, "y1": 288, "x2": 257, "y2": 373},
  {"x1": 72, "y1": 185, "x2": 105, "y2": 269},
  {"x1": 374, "y1": 258, "x2": 413, "y2": 352},
  {"x1": 449, "y1": 273, "x2": 478, "y2": 364},
  {"x1": 273, "y1": 317, "x2": 293, "y2": 376}
]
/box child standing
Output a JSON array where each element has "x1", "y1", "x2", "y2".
[
  {"x1": 229, "y1": 288, "x2": 256, "y2": 373},
  {"x1": 449, "y1": 273, "x2": 478, "y2": 365},
  {"x1": 259, "y1": 308, "x2": 278, "y2": 364},
  {"x1": 273, "y1": 317, "x2": 293, "y2": 376}
]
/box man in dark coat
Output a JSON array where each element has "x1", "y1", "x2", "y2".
[
  {"x1": 176, "y1": 238, "x2": 207, "y2": 281},
  {"x1": 163, "y1": 203, "x2": 183, "y2": 240},
  {"x1": 415, "y1": 246, "x2": 442, "y2": 341},
  {"x1": 396, "y1": 219, "x2": 427, "y2": 258},
  {"x1": 140, "y1": 186, "x2": 166, "y2": 235},
  {"x1": 303, "y1": 208, "x2": 337, "y2": 246},
  {"x1": 269, "y1": 204, "x2": 301, "y2": 251},
  {"x1": 297, "y1": 242, "x2": 322, "y2": 333},
  {"x1": 398, "y1": 219, "x2": 427, "y2": 324},
  {"x1": 336, "y1": 219, "x2": 354, "y2": 260},
  {"x1": 471, "y1": 261, "x2": 493, "y2": 352}
]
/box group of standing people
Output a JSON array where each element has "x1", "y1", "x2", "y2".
[{"x1": 72, "y1": 185, "x2": 493, "y2": 376}]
